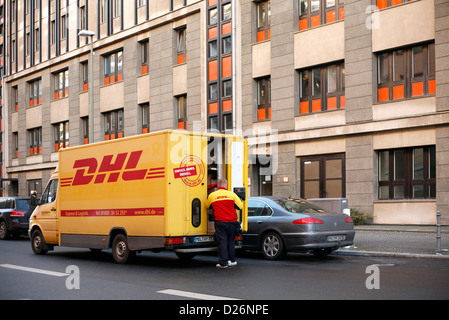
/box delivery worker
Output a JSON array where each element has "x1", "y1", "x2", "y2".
[{"x1": 205, "y1": 178, "x2": 243, "y2": 268}]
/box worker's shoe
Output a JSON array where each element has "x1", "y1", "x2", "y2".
[
  {"x1": 228, "y1": 260, "x2": 237, "y2": 267},
  {"x1": 216, "y1": 263, "x2": 228, "y2": 268}
]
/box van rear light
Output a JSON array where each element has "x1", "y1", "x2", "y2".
[
  {"x1": 234, "y1": 234, "x2": 243, "y2": 241},
  {"x1": 345, "y1": 216, "x2": 353, "y2": 223},
  {"x1": 10, "y1": 211, "x2": 25, "y2": 216},
  {"x1": 292, "y1": 217, "x2": 324, "y2": 224},
  {"x1": 164, "y1": 237, "x2": 185, "y2": 245}
]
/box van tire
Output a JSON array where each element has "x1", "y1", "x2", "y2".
[
  {"x1": 112, "y1": 233, "x2": 135, "y2": 264},
  {"x1": 31, "y1": 229, "x2": 48, "y2": 255}
]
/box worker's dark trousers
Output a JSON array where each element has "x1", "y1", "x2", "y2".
[{"x1": 215, "y1": 221, "x2": 239, "y2": 266}]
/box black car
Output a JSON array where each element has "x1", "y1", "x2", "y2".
[
  {"x1": 242, "y1": 197, "x2": 355, "y2": 259},
  {"x1": 0, "y1": 197, "x2": 35, "y2": 240}
]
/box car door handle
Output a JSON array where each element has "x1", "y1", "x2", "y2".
[{"x1": 257, "y1": 221, "x2": 264, "y2": 224}]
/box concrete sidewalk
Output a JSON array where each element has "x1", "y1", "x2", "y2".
[{"x1": 336, "y1": 224, "x2": 449, "y2": 259}]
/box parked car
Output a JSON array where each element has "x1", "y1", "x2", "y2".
[
  {"x1": 242, "y1": 197, "x2": 355, "y2": 259},
  {"x1": 0, "y1": 197, "x2": 35, "y2": 240}
]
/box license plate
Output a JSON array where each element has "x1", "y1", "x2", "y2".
[
  {"x1": 194, "y1": 236, "x2": 215, "y2": 243},
  {"x1": 327, "y1": 235, "x2": 345, "y2": 242}
]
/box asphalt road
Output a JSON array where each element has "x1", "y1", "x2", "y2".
[{"x1": 1, "y1": 238, "x2": 448, "y2": 302}]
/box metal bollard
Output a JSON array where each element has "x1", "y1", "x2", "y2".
[{"x1": 436, "y1": 210, "x2": 441, "y2": 253}]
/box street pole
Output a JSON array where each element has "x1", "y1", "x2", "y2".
[
  {"x1": 89, "y1": 35, "x2": 94, "y2": 143},
  {"x1": 436, "y1": 210, "x2": 441, "y2": 253},
  {"x1": 78, "y1": 30, "x2": 96, "y2": 143}
]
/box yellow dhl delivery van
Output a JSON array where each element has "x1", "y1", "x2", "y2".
[{"x1": 29, "y1": 130, "x2": 248, "y2": 263}]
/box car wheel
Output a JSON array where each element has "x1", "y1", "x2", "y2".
[
  {"x1": 31, "y1": 229, "x2": 48, "y2": 255},
  {"x1": 112, "y1": 234, "x2": 135, "y2": 264},
  {"x1": 261, "y1": 232, "x2": 285, "y2": 260},
  {"x1": 0, "y1": 220, "x2": 9, "y2": 240}
]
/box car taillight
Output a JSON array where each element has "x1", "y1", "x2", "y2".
[
  {"x1": 234, "y1": 234, "x2": 243, "y2": 241},
  {"x1": 10, "y1": 211, "x2": 25, "y2": 216},
  {"x1": 292, "y1": 217, "x2": 324, "y2": 224},
  {"x1": 345, "y1": 216, "x2": 353, "y2": 223}
]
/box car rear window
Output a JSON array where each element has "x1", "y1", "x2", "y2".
[
  {"x1": 15, "y1": 199, "x2": 31, "y2": 210},
  {"x1": 274, "y1": 199, "x2": 326, "y2": 213}
]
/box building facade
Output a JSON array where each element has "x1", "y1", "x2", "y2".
[{"x1": 2, "y1": 0, "x2": 449, "y2": 225}]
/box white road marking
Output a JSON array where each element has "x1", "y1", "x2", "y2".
[
  {"x1": 158, "y1": 289, "x2": 239, "y2": 300},
  {"x1": 0, "y1": 264, "x2": 68, "y2": 277}
]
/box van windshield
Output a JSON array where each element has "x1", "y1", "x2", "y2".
[{"x1": 274, "y1": 199, "x2": 326, "y2": 213}]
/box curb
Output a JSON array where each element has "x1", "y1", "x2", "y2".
[{"x1": 335, "y1": 249, "x2": 449, "y2": 260}]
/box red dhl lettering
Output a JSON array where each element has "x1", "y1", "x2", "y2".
[
  {"x1": 216, "y1": 196, "x2": 231, "y2": 200},
  {"x1": 60, "y1": 150, "x2": 165, "y2": 187}
]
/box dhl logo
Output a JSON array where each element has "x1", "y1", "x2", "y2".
[{"x1": 61, "y1": 150, "x2": 165, "y2": 187}]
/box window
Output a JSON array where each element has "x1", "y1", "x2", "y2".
[
  {"x1": 11, "y1": 40, "x2": 16, "y2": 62},
  {"x1": 141, "y1": 103, "x2": 150, "y2": 134},
  {"x1": 377, "y1": 43, "x2": 435, "y2": 102},
  {"x1": 26, "y1": 33, "x2": 31, "y2": 56},
  {"x1": 51, "y1": 20, "x2": 56, "y2": 45},
  {"x1": 140, "y1": 41, "x2": 149, "y2": 75},
  {"x1": 248, "y1": 199, "x2": 273, "y2": 217},
  {"x1": 299, "y1": 0, "x2": 344, "y2": 31},
  {"x1": 28, "y1": 127, "x2": 42, "y2": 155},
  {"x1": 377, "y1": 0, "x2": 413, "y2": 10},
  {"x1": 256, "y1": 1, "x2": 271, "y2": 42},
  {"x1": 13, "y1": 132, "x2": 18, "y2": 158},
  {"x1": 12, "y1": 86, "x2": 18, "y2": 112},
  {"x1": 257, "y1": 77, "x2": 271, "y2": 120},
  {"x1": 113, "y1": 0, "x2": 121, "y2": 18},
  {"x1": 177, "y1": 95, "x2": 187, "y2": 130},
  {"x1": 81, "y1": 117, "x2": 89, "y2": 144},
  {"x1": 138, "y1": 0, "x2": 147, "y2": 7},
  {"x1": 378, "y1": 146, "x2": 436, "y2": 200},
  {"x1": 104, "y1": 109, "x2": 124, "y2": 140},
  {"x1": 104, "y1": 50, "x2": 123, "y2": 85},
  {"x1": 54, "y1": 69, "x2": 69, "y2": 100},
  {"x1": 79, "y1": 6, "x2": 86, "y2": 30},
  {"x1": 34, "y1": 28, "x2": 40, "y2": 52},
  {"x1": 60, "y1": 15, "x2": 67, "y2": 40},
  {"x1": 299, "y1": 62, "x2": 345, "y2": 114},
  {"x1": 41, "y1": 179, "x2": 58, "y2": 204},
  {"x1": 100, "y1": 0, "x2": 107, "y2": 23},
  {"x1": 300, "y1": 154, "x2": 345, "y2": 199},
  {"x1": 29, "y1": 79, "x2": 42, "y2": 107},
  {"x1": 176, "y1": 27, "x2": 187, "y2": 65},
  {"x1": 82, "y1": 62, "x2": 88, "y2": 92},
  {"x1": 53, "y1": 122, "x2": 69, "y2": 151}
]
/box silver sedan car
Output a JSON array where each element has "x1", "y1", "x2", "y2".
[{"x1": 242, "y1": 197, "x2": 355, "y2": 259}]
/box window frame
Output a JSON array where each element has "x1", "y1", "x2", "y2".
[
  {"x1": 104, "y1": 109, "x2": 124, "y2": 141},
  {"x1": 378, "y1": 146, "x2": 436, "y2": 200},
  {"x1": 299, "y1": 0, "x2": 344, "y2": 31},
  {"x1": 29, "y1": 78, "x2": 42, "y2": 107},
  {"x1": 53, "y1": 121, "x2": 70, "y2": 151},
  {"x1": 256, "y1": 0, "x2": 271, "y2": 42},
  {"x1": 54, "y1": 69, "x2": 69, "y2": 100},
  {"x1": 299, "y1": 62, "x2": 345, "y2": 114},
  {"x1": 176, "y1": 95, "x2": 187, "y2": 130},
  {"x1": 104, "y1": 50, "x2": 123, "y2": 85},
  {"x1": 176, "y1": 27, "x2": 187, "y2": 65},
  {"x1": 28, "y1": 127, "x2": 42, "y2": 155},
  {"x1": 377, "y1": 43, "x2": 435, "y2": 102},
  {"x1": 256, "y1": 77, "x2": 271, "y2": 121}
]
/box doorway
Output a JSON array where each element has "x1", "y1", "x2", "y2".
[{"x1": 300, "y1": 154, "x2": 345, "y2": 199}]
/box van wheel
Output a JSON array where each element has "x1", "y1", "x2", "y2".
[
  {"x1": 112, "y1": 234, "x2": 135, "y2": 264},
  {"x1": 31, "y1": 229, "x2": 48, "y2": 255}
]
